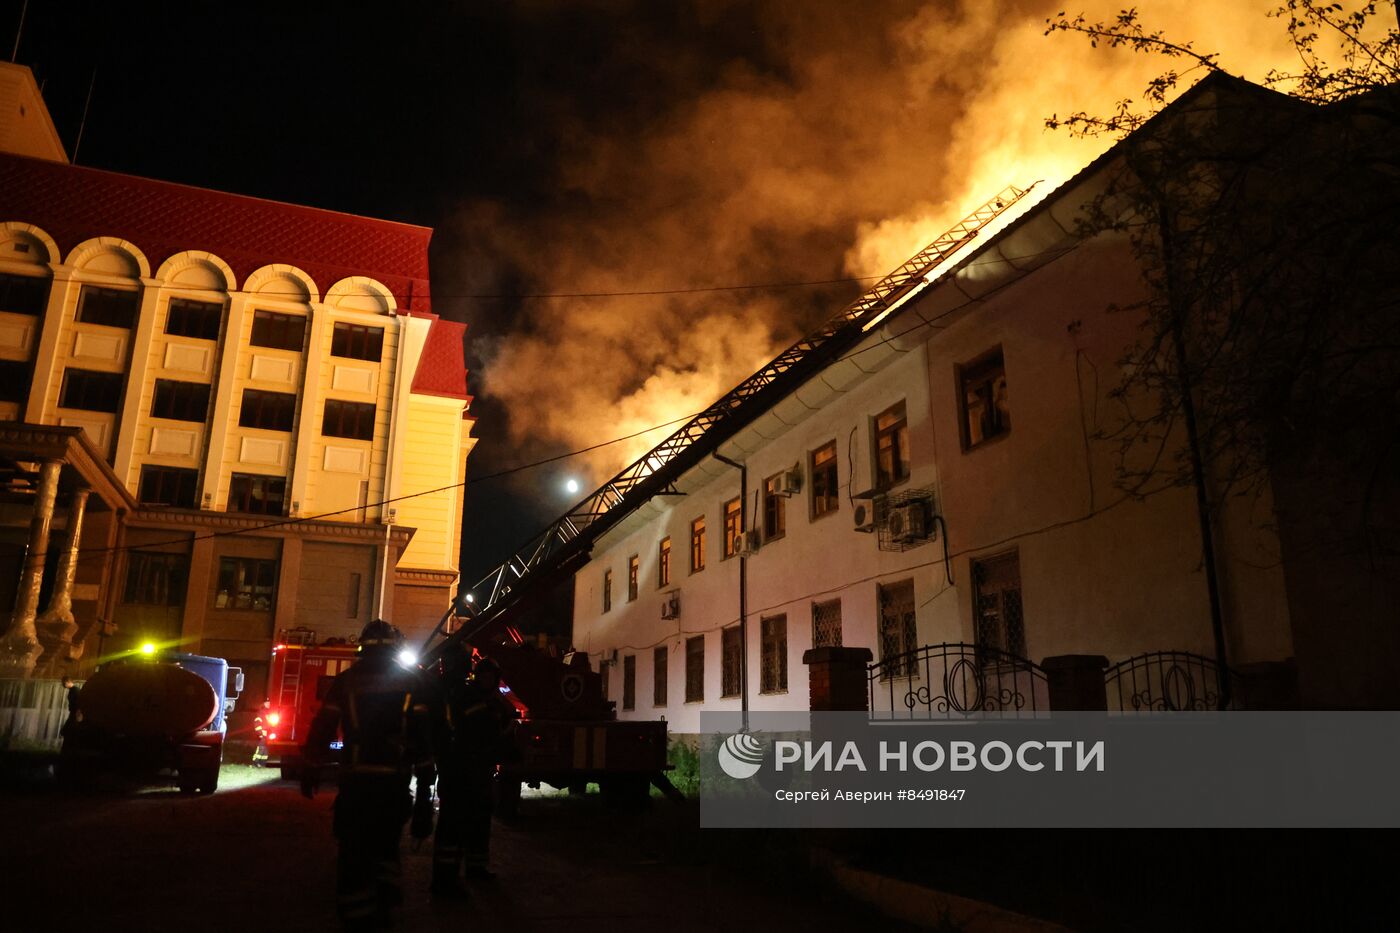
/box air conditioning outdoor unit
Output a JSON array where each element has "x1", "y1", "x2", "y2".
[
  {"x1": 661, "y1": 591, "x2": 681, "y2": 620},
  {"x1": 745, "y1": 529, "x2": 764, "y2": 553},
  {"x1": 853, "y1": 501, "x2": 877, "y2": 534},
  {"x1": 887, "y1": 502, "x2": 929, "y2": 544},
  {"x1": 780, "y1": 465, "x2": 803, "y2": 496}
]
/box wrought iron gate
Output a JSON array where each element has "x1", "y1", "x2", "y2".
[
  {"x1": 868, "y1": 642, "x2": 1047, "y2": 720},
  {"x1": 1104, "y1": 651, "x2": 1234, "y2": 712}
]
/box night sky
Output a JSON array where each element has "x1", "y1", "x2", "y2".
[{"x1": 5, "y1": 1, "x2": 1295, "y2": 592}]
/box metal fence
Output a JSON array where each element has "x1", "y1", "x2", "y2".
[
  {"x1": 868, "y1": 642, "x2": 1048, "y2": 720},
  {"x1": 1104, "y1": 651, "x2": 1233, "y2": 712}
]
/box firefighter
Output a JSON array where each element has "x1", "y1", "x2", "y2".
[
  {"x1": 301, "y1": 619, "x2": 437, "y2": 929},
  {"x1": 431, "y1": 652, "x2": 515, "y2": 893}
]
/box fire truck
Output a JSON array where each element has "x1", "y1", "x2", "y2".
[{"x1": 252, "y1": 628, "x2": 357, "y2": 779}]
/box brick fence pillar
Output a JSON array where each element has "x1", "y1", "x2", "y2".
[
  {"x1": 803, "y1": 647, "x2": 873, "y2": 712},
  {"x1": 1234, "y1": 659, "x2": 1300, "y2": 710},
  {"x1": 1040, "y1": 654, "x2": 1110, "y2": 711}
]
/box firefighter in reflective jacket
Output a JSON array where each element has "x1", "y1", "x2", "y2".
[
  {"x1": 302, "y1": 619, "x2": 437, "y2": 929},
  {"x1": 432, "y1": 652, "x2": 515, "y2": 893}
]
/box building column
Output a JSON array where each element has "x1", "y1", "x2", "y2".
[
  {"x1": 1041, "y1": 655, "x2": 1110, "y2": 712},
  {"x1": 35, "y1": 487, "x2": 90, "y2": 677},
  {"x1": 0, "y1": 459, "x2": 63, "y2": 678},
  {"x1": 802, "y1": 646, "x2": 873, "y2": 712}
]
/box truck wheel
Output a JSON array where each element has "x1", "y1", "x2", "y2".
[
  {"x1": 497, "y1": 777, "x2": 522, "y2": 819},
  {"x1": 601, "y1": 775, "x2": 650, "y2": 811}
]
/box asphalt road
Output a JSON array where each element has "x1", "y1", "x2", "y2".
[{"x1": 0, "y1": 766, "x2": 900, "y2": 933}]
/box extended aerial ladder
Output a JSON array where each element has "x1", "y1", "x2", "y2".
[{"x1": 422, "y1": 181, "x2": 1038, "y2": 666}]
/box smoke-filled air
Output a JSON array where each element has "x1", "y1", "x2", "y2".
[{"x1": 459, "y1": 0, "x2": 1308, "y2": 488}]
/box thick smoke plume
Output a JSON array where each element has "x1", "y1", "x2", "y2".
[{"x1": 463, "y1": 0, "x2": 1303, "y2": 486}]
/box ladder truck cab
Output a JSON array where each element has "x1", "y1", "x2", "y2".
[{"x1": 254, "y1": 627, "x2": 357, "y2": 779}]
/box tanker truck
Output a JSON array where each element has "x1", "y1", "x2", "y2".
[{"x1": 61, "y1": 647, "x2": 243, "y2": 794}]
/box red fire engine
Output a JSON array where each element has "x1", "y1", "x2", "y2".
[{"x1": 252, "y1": 627, "x2": 358, "y2": 778}]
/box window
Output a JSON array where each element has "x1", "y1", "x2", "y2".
[
  {"x1": 322, "y1": 399, "x2": 376, "y2": 440},
  {"x1": 627, "y1": 555, "x2": 639, "y2": 602},
  {"x1": 215, "y1": 556, "x2": 277, "y2": 611},
  {"x1": 347, "y1": 573, "x2": 361, "y2": 619},
  {"x1": 598, "y1": 660, "x2": 611, "y2": 702},
  {"x1": 0, "y1": 360, "x2": 31, "y2": 403},
  {"x1": 658, "y1": 537, "x2": 671, "y2": 588},
  {"x1": 602, "y1": 569, "x2": 613, "y2": 613},
  {"x1": 227, "y1": 473, "x2": 287, "y2": 516},
  {"x1": 150, "y1": 379, "x2": 211, "y2": 422},
  {"x1": 810, "y1": 441, "x2": 839, "y2": 518},
  {"x1": 690, "y1": 517, "x2": 705, "y2": 573},
  {"x1": 622, "y1": 655, "x2": 636, "y2": 711},
  {"x1": 760, "y1": 615, "x2": 788, "y2": 694},
  {"x1": 959, "y1": 348, "x2": 1010, "y2": 449},
  {"x1": 721, "y1": 627, "x2": 742, "y2": 698},
  {"x1": 59, "y1": 369, "x2": 122, "y2": 413},
  {"x1": 653, "y1": 645, "x2": 668, "y2": 706},
  {"x1": 0, "y1": 272, "x2": 49, "y2": 315},
  {"x1": 877, "y1": 579, "x2": 918, "y2": 678},
  {"x1": 165, "y1": 298, "x2": 222, "y2": 340},
  {"x1": 76, "y1": 285, "x2": 139, "y2": 329},
  {"x1": 874, "y1": 402, "x2": 910, "y2": 490},
  {"x1": 239, "y1": 389, "x2": 297, "y2": 432},
  {"x1": 138, "y1": 465, "x2": 199, "y2": 509},
  {"x1": 685, "y1": 635, "x2": 704, "y2": 702},
  {"x1": 249, "y1": 310, "x2": 306, "y2": 351},
  {"x1": 722, "y1": 497, "x2": 742, "y2": 559},
  {"x1": 763, "y1": 473, "x2": 786, "y2": 540},
  {"x1": 331, "y1": 322, "x2": 385, "y2": 361},
  {"x1": 123, "y1": 552, "x2": 188, "y2": 606},
  {"x1": 812, "y1": 599, "x2": 843, "y2": 648},
  {"x1": 973, "y1": 551, "x2": 1026, "y2": 656}
]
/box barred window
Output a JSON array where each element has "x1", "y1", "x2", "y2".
[
  {"x1": 227, "y1": 473, "x2": 286, "y2": 516},
  {"x1": 215, "y1": 556, "x2": 277, "y2": 611},
  {"x1": 653, "y1": 645, "x2": 668, "y2": 706},
  {"x1": 331, "y1": 321, "x2": 385, "y2": 361},
  {"x1": 59, "y1": 369, "x2": 122, "y2": 413},
  {"x1": 722, "y1": 497, "x2": 742, "y2": 558},
  {"x1": 973, "y1": 551, "x2": 1026, "y2": 656},
  {"x1": 877, "y1": 579, "x2": 918, "y2": 679},
  {"x1": 150, "y1": 379, "x2": 211, "y2": 422},
  {"x1": 165, "y1": 298, "x2": 222, "y2": 340},
  {"x1": 622, "y1": 655, "x2": 636, "y2": 711},
  {"x1": 685, "y1": 635, "x2": 704, "y2": 703},
  {"x1": 721, "y1": 627, "x2": 742, "y2": 698},
  {"x1": 810, "y1": 441, "x2": 839, "y2": 518},
  {"x1": 138, "y1": 465, "x2": 199, "y2": 509},
  {"x1": 658, "y1": 537, "x2": 671, "y2": 587},
  {"x1": 760, "y1": 615, "x2": 787, "y2": 694},
  {"x1": 322, "y1": 399, "x2": 376, "y2": 440},
  {"x1": 812, "y1": 599, "x2": 842, "y2": 648},
  {"x1": 598, "y1": 660, "x2": 611, "y2": 702},
  {"x1": 76, "y1": 285, "x2": 139, "y2": 329},
  {"x1": 249, "y1": 310, "x2": 306, "y2": 351},
  {"x1": 123, "y1": 552, "x2": 188, "y2": 606},
  {"x1": 239, "y1": 389, "x2": 296, "y2": 432},
  {"x1": 627, "y1": 555, "x2": 639, "y2": 601},
  {"x1": 690, "y1": 516, "x2": 705, "y2": 573},
  {"x1": 0, "y1": 272, "x2": 50, "y2": 315},
  {"x1": 602, "y1": 569, "x2": 612, "y2": 613}
]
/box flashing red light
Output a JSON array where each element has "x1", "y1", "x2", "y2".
[{"x1": 266, "y1": 711, "x2": 281, "y2": 726}]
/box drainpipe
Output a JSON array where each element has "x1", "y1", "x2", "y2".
[{"x1": 713, "y1": 453, "x2": 749, "y2": 731}]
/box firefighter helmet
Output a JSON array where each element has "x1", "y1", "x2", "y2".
[{"x1": 358, "y1": 618, "x2": 403, "y2": 647}]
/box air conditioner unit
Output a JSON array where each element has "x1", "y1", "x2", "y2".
[
  {"x1": 780, "y1": 465, "x2": 803, "y2": 496},
  {"x1": 887, "y1": 502, "x2": 929, "y2": 544},
  {"x1": 661, "y1": 591, "x2": 681, "y2": 620},
  {"x1": 853, "y1": 502, "x2": 877, "y2": 534},
  {"x1": 745, "y1": 529, "x2": 764, "y2": 552}
]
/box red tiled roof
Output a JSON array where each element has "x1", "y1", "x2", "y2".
[
  {"x1": 412, "y1": 319, "x2": 471, "y2": 401},
  {"x1": 0, "y1": 150, "x2": 433, "y2": 313}
]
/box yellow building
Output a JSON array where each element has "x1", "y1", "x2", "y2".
[{"x1": 0, "y1": 64, "x2": 474, "y2": 700}]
